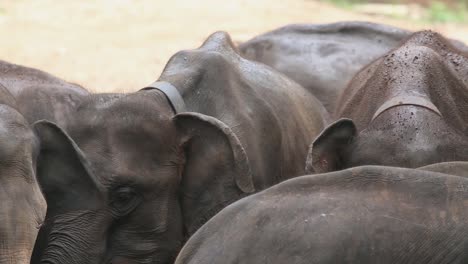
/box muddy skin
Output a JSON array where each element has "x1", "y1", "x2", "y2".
[{"x1": 307, "y1": 31, "x2": 468, "y2": 173}]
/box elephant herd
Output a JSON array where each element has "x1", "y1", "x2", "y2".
[{"x1": 2, "y1": 21, "x2": 468, "y2": 264}]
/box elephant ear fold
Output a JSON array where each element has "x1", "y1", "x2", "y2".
[
  {"x1": 305, "y1": 118, "x2": 356, "y2": 174},
  {"x1": 33, "y1": 120, "x2": 101, "y2": 214},
  {"x1": 174, "y1": 112, "x2": 254, "y2": 234}
]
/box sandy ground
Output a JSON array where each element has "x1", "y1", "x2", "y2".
[{"x1": 1, "y1": 0, "x2": 468, "y2": 93}]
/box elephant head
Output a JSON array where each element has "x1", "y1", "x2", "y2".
[
  {"x1": 32, "y1": 91, "x2": 254, "y2": 263},
  {"x1": 306, "y1": 115, "x2": 468, "y2": 173},
  {"x1": 307, "y1": 31, "x2": 468, "y2": 174}
]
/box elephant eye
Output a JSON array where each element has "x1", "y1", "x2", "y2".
[{"x1": 110, "y1": 187, "x2": 140, "y2": 217}]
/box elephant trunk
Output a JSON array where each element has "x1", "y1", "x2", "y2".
[
  {"x1": 0, "y1": 247, "x2": 35, "y2": 264},
  {"x1": 0, "y1": 217, "x2": 41, "y2": 264},
  {"x1": 32, "y1": 211, "x2": 109, "y2": 264}
]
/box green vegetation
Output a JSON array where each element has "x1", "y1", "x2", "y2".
[
  {"x1": 426, "y1": 1, "x2": 467, "y2": 23},
  {"x1": 324, "y1": 0, "x2": 364, "y2": 9},
  {"x1": 324, "y1": 0, "x2": 468, "y2": 24}
]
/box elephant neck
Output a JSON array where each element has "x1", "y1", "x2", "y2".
[
  {"x1": 142, "y1": 81, "x2": 187, "y2": 114},
  {"x1": 158, "y1": 62, "x2": 239, "y2": 117},
  {"x1": 371, "y1": 95, "x2": 441, "y2": 122}
]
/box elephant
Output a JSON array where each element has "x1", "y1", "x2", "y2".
[
  {"x1": 0, "y1": 60, "x2": 89, "y2": 126},
  {"x1": 175, "y1": 165, "x2": 468, "y2": 264},
  {"x1": 418, "y1": 161, "x2": 468, "y2": 177},
  {"x1": 306, "y1": 30, "x2": 468, "y2": 174},
  {"x1": 0, "y1": 86, "x2": 46, "y2": 264},
  {"x1": 239, "y1": 21, "x2": 410, "y2": 112},
  {"x1": 239, "y1": 21, "x2": 468, "y2": 113},
  {"x1": 32, "y1": 31, "x2": 328, "y2": 263}
]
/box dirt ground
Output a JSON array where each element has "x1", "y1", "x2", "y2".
[{"x1": 1, "y1": 0, "x2": 468, "y2": 93}]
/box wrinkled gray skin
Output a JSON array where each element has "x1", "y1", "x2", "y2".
[
  {"x1": 176, "y1": 165, "x2": 468, "y2": 264},
  {"x1": 32, "y1": 31, "x2": 328, "y2": 264},
  {"x1": 240, "y1": 21, "x2": 468, "y2": 113},
  {"x1": 0, "y1": 60, "x2": 89, "y2": 126},
  {"x1": 306, "y1": 31, "x2": 468, "y2": 174},
  {"x1": 0, "y1": 86, "x2": 46, "y2": 264}
]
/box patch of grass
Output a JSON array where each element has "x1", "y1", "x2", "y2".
[
  {"x1": 324, "y1": 0, "x2": 468, "y2": 24},
  {"x1": 426, "y1": 1, "x2": 468, "y2": 23},
  {"x1": 323, "y1": 0, "x2": 363, "y2": 10}
]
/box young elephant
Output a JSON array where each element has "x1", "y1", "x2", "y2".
[
  {"x1": 32, "y1": 31, "x2": 328, "y2": 263},
  {"x1": 306, "y1": 31, "x2": 468, "y2": 173},
  {"x1": 0, "y1": 93, "x2": 46, "y2": 263},
  {"x1": 175, "y1": 165, "x2": 468, "y2": 264}
]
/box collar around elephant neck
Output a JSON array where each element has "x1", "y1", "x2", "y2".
[
  {"x1": 371, "y1": 95, "x2": 442, "y2": 121},
  {"x1": 141, "y1": 81, "x2": 187, "y2": 114}
]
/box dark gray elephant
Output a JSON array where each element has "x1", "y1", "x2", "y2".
[
  {"x1": 0, "y1": 60, "x2": 89, "y2": 126},
  {"x1": 175, "y1": 165, "x2": 468, "y2": 264},
  {"x1": 239, "y1": 21, "x2": 411, "y2": 112},
  {"x1": 0, "y1": 86, "x2": 46, "y2": 264},
  {"x1": 306, "y1": 31, "x2": 468, "y2": 174},
  {"x1": 32, "y1": 31, "x2": 328, "y2": 263},
  {"x1": 240, "y1": 22, "x2": 468, "y2": 113}
]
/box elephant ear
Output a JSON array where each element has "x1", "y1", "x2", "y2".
[
  {"x1": 174, "y1": 112, "x2": 254, "y2": 235},
  {"x1": 32, "y1": 120, "x2": 103, "y2": 262},
  {"x1": 305, "y1": 118, "x2": 356, "y2": 174},
  {"x1": 33, "y1": 120, "x2": 102, "y2": 215}
]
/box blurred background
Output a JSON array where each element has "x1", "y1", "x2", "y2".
[{"x1": 1, "y1": 0, "x2": 467, "y2": 92}]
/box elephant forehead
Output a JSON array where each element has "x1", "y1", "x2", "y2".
[
  {"x1": 74, "y1": 107, "x2": 174, "y2": 130},
  {"x1": 73, "y1": 114, "x2": 178, "y2": 155},
  {"x1": 78, "y1": 150, "x2": 181, "y2": 191},
  {"x1": 71, "y1": 95, "x2": 177, "y2": 140},
  {"x1": 75, "y1": 91, "x2": 174, "y2": 121},
  {"x1": 102, "y1": 163, "x2": 179, "y2": 189},
  {"x1": 72, "y1": 121, "x2": 181, "y2": 187}
]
